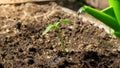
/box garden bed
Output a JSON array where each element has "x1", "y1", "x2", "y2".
[{"x1": 0, "y1": 2, "x2": 120, "y2": 68}]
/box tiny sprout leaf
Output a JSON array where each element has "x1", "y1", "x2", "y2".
[
  {"x1": 42, "y1": 24, "x2": 54, "y2": 35},
  {"x1": 53, "y1": 22, "x2": 60, "y2": 28},
  {"x1": 60, "y1": 19, "x2": 70, "y2": 24}
]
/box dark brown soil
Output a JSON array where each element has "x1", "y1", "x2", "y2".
[{"x1": 0, "y1": 2, "x2": 120, "y2": 68}]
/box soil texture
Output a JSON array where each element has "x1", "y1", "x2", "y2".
[{"x1": 0, "y1": 2, "x2": 119, "y2": 68}]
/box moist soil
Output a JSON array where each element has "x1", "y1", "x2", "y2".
[{"x1": 0, "y1": 2, "x2": 120, "y2": 68}]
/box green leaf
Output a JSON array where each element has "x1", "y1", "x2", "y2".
[
  {"x1": 53, "y1": 22, "x2": 60, "y2": 28},
  {"x1": 42, "y1": 24, "x2": 54, "y2": 35},
  {"x1": 60, "y1": 19, "x2": 70, "y2": 24},
  {"x1": 42, "y1": 19, "x2": 70, "y2": 35}
]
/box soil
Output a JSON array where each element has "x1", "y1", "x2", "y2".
[{"x1": 0, "y1": 2, "x2": 120, "y2": 68}]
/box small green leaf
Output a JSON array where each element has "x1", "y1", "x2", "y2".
[
  {"x1": 60, "y1": 19, "x2": 70, "y2": 24},
  {"x1": 53, "y1": 22, "x2": 60, "y2": 28},
  {"x1": 42, "y1": 24, "x2": 54, "y2": 35},
  {"x1": 42, "y1": 19, "x2": 70, "y2": 35}
]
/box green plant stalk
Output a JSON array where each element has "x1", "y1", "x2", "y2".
[{"x1": 56, "y1": 27, "x2": 66, "y2": 53}]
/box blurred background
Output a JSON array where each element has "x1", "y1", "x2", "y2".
[
  {"x1": 85, "y1": 0, "x2": 108, "y2": 9},
  {"x1": 0, "y1": 0, "x2": 109, "y2": 11},
  {"x1": 56, "y1": 0, "x2": 108, "y2": 11}
]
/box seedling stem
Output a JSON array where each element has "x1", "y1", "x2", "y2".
[{"x1": 56, "y1": 27, "x2": 66, "y2": 53}]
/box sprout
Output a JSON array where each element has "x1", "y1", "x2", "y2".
[{"x1": 42, "y1": 19, "x2": 70, "y2": 53}]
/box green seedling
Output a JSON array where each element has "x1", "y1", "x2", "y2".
[
  {"x1": 42, "y1": 19, "x2": 70, "y2": 53},
  {"x1": 82, "y1": 0, "x2": 120, "y2": 37}
]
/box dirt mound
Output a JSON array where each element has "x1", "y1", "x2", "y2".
[{"x1": 0, "y1": 2, "x2": 119, "y2": 68}]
